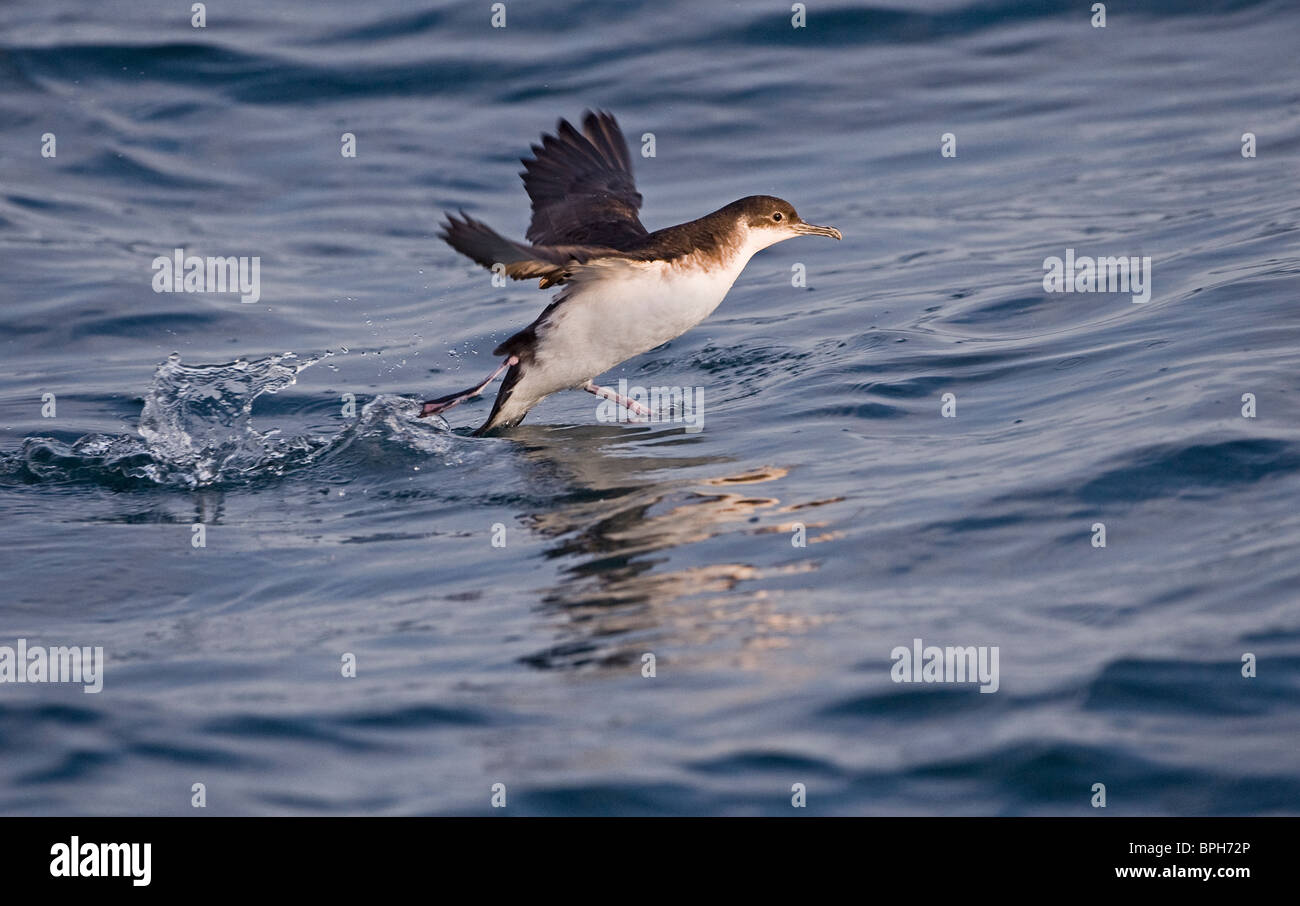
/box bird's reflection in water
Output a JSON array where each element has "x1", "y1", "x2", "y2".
[{"x1": 500, "y1": 423, "x2": 839, "y2": 671}]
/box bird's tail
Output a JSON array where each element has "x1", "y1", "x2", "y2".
[{"x1": 472, "y1": 360, "x2": 537, "y2": 435}]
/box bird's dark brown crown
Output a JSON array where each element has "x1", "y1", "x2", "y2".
[
  {"x1": 720, "y1": 195, "x2": 802, "y2": 229},
  {"x1": 619, "y1": 195, "x2": 802, "y2": 265}
]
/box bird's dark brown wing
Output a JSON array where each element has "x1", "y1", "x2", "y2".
[
  {"x1": 439, "y1": 211, "x2": 624, "y2": 288},
  {"x1": 520, "y1": 110, "x2": 648, "y2": 249}
]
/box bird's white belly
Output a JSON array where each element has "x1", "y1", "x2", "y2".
[{"x1": 532, "y1": 258, "x2": 742, "y2": 392}]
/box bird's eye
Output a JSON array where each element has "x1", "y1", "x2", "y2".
[{"x1": 772, "y1": 212, "x2": 783, "y2": 222}]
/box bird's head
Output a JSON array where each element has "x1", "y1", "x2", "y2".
[{"x1": 731, "y1": 195, "x2": 842, "y2": 251}]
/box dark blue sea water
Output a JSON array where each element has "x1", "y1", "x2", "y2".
[{"x1": 1, "y1": 0, "x2": 1298, "y2": 815}]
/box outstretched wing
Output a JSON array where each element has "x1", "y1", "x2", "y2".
[
  {"x1": 439, "y1": 211, "x2": 621, "y2": 288},
  {"x1": 521, "y1": 110, "x2": 648, "y2": 249}
]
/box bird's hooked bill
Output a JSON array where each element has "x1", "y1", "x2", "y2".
[{"x1": 794, "y1": 221, "x2": 843, "y2": 239}]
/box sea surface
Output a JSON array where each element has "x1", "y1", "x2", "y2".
[{"x1": 1, "y1": 0, "x2": 1298, "y2": 815}]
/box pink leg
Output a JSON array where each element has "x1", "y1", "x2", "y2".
[
  {"x1": 419, "y1": 356, "x2": 518, "y2": 418},
  {"x1": 584, "y1": 381, "x2": 653, "y2": 420}
]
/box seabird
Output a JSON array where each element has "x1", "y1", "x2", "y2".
[{"x1": 420, "y1": 110, "x2": 842, "y2": 434}]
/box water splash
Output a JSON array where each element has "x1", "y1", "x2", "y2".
[
  {"x1": 1, "y1": 353, "x2": 451, "y2": 489},
  {"x1": 135, "y1": 352, "x2": 315, "y2": 485}
]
